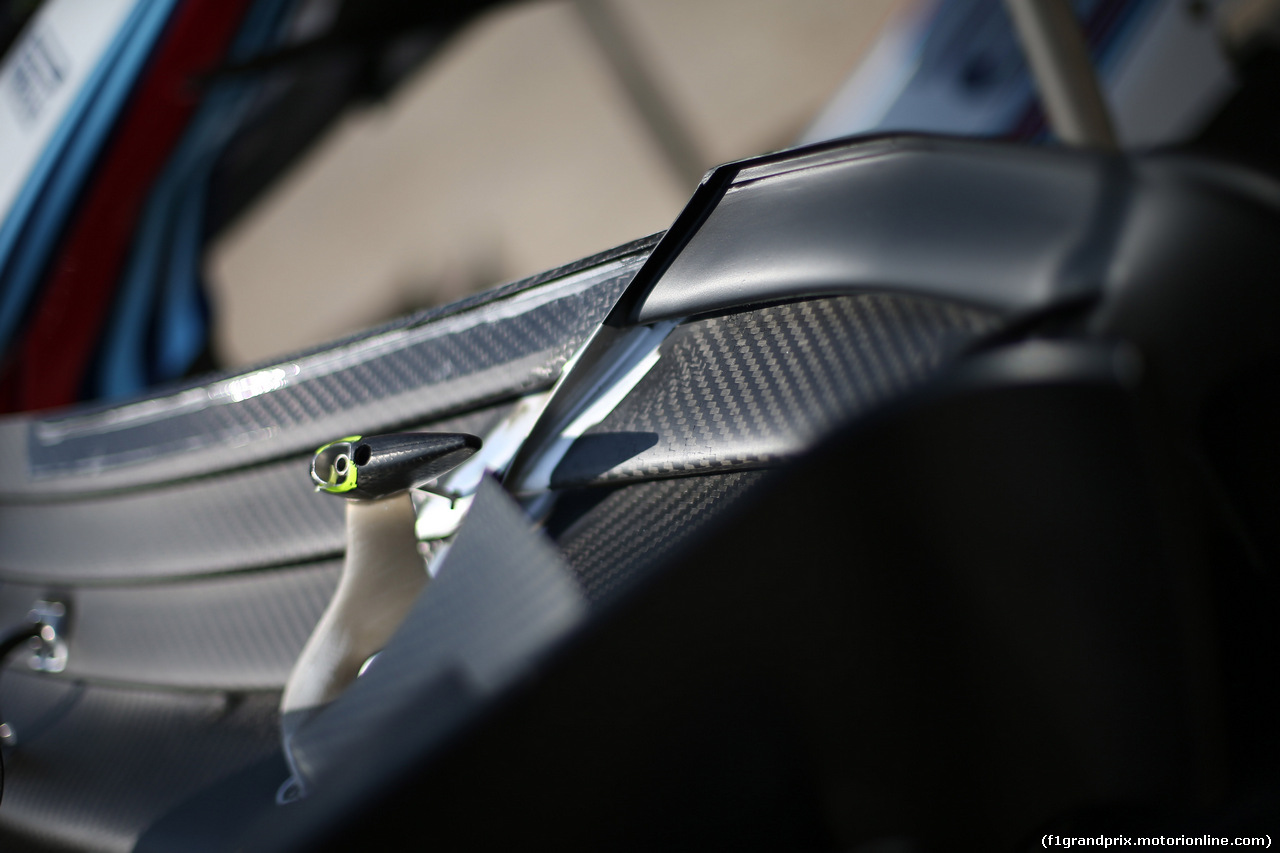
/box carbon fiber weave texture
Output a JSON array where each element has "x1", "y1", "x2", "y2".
[
  {"x1": 0, "y1": 677, "x2": 279, "y2": 853},
  {"x1": 0, "y1": 561, "x2": 339, "y2": 690},
  {"x1": 0, "y1": 461, "x2": 344, "y2": 584},
  {"x1": 3, "y1": 249, "x2": 647, "y2": 497},
  {"x1": 0, "y1": 404, "x2": 508, "y2": 583},
  {"x1": 554, "y1": 471, "x2": 766, "y2": 605},
  {"x1": 551, "y1": 293, "x2": 999, "y2": 487},
  {"x1": 0, "y1": 261, "x2": 988, "y2": 852}
]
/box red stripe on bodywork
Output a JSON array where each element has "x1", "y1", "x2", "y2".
[{"x1": 5, "y1": 0, "x2": 252, "y2": 412}]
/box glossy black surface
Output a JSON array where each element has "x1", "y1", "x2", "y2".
[{"x1": 318, "y1": 432, "x2": 481, "y2": 500}]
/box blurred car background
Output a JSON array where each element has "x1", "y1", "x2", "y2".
[
  {"x1": 206, "y1": 0, "x2": 903, "y2": 368},
  {"x1": 1, "y1": 0, "x2": 1253, "y2": 406}
]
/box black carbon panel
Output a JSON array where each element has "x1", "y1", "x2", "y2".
[
  {"x1": 0, "y1": 461, "x2": 343, "y2": 584},
  {"x1": 1, "y1": 246, "x2": 649, "y2": 497},
  {"x1": 0, "y1": 404, "x2": 507, "y2": 584},
  {"x1": 0, "y1": 561, "x2": 338, "y2": 690},
  {"x1": 554, "y1": 471, "x2": 766, "y2": 605},
  {"x1": 0, "y1": 676, "x2": 279, "y2": 853},
  {"x1": 552, "y1": 294, "x2": 999, "y2": 487}
]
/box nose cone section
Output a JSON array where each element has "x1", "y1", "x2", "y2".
[{"x1": 312, "y1": 432, "x2": 481, "y2": 500}]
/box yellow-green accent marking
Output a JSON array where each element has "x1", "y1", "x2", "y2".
[{"x1": 314, "y1": 436, "x2": 362, "y2": 494}]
